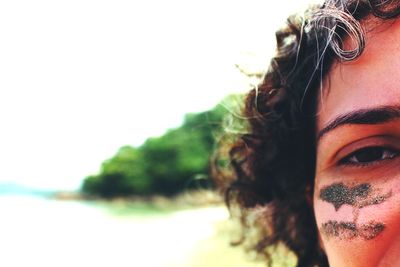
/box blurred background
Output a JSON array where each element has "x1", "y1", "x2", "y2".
[{"x1": 0, "y1": 0, "x2": 320, "y2": 266}]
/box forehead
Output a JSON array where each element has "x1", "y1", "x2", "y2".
[{"x1": 316, "y1": 19, "x2": 400, "y2": 131}]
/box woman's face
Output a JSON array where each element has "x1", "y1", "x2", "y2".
[{"x1": 313, "y1": 19, "x2": 400, "y2": 267}]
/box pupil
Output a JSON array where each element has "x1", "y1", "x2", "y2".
[{"x1": 355, "y1": 147, "x2": 383, "y2": 163}]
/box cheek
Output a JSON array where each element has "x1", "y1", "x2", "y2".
[{"x1": 314, "y1": 181, "x2": 400, "y2": 267}]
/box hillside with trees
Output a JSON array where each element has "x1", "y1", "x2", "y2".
[{"x1": 81, "y1": 102, "x2": 230, "y2": 198}]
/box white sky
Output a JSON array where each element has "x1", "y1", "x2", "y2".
[{"x1": 0, "y1": 0, "x2": 320, "y2": 190}]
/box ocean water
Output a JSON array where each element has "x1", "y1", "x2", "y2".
[{"x1": 0, "y1": 194, "x2": 228, "y2": 267}]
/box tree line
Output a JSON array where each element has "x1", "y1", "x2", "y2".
[{"x1": 81, "y1": 102, "x2": 229, "y2": 198}]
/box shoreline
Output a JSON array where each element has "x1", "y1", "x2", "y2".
[{"x1": 51, "y1": 189, "x2": 225, "y2": 210}]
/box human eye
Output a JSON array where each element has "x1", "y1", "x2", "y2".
[{"x1": 338, "y1": 146, "x2": 399, "y2": 167}]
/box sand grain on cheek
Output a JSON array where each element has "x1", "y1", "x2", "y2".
[
  {"x1": 321, "y1": 220, "x2": 385, "y2": 240},
  {"x1": 318, "y1": 183, "x2": 391, "y2": 240},
  {"x1": 319, "y1": 183, "x2": 371, "y2": 210}
]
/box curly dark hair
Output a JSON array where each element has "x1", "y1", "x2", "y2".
[{"x1": 213, "y1": 1, "x2": 400, "y2": 266}]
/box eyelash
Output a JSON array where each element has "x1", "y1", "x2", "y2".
[{"x1": 338, "y1": 146, "x2": 399, "y2": 167}]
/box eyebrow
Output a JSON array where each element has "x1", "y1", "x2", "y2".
[{"x1": 317, "y1": 106, "x2": 400, "y2": 141}]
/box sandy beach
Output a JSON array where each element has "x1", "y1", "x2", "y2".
[{"x1": 0, "y1": 195, "x2": 266, "y2": 267}]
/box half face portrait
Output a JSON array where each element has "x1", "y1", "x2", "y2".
[
  {"x1": 314, "y1": 17, "x2": 400, "y2": 266},
  {"x1": 215, "y1": 1, "x2": 400, "y2": 266}
]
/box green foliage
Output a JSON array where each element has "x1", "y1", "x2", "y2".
[{"x1": 82, "y1": 102, "x2": 228, "y2": 198}]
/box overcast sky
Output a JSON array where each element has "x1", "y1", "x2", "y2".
[{"x1": 0, "y1": 0, "x2": 320, "y2": 190}]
